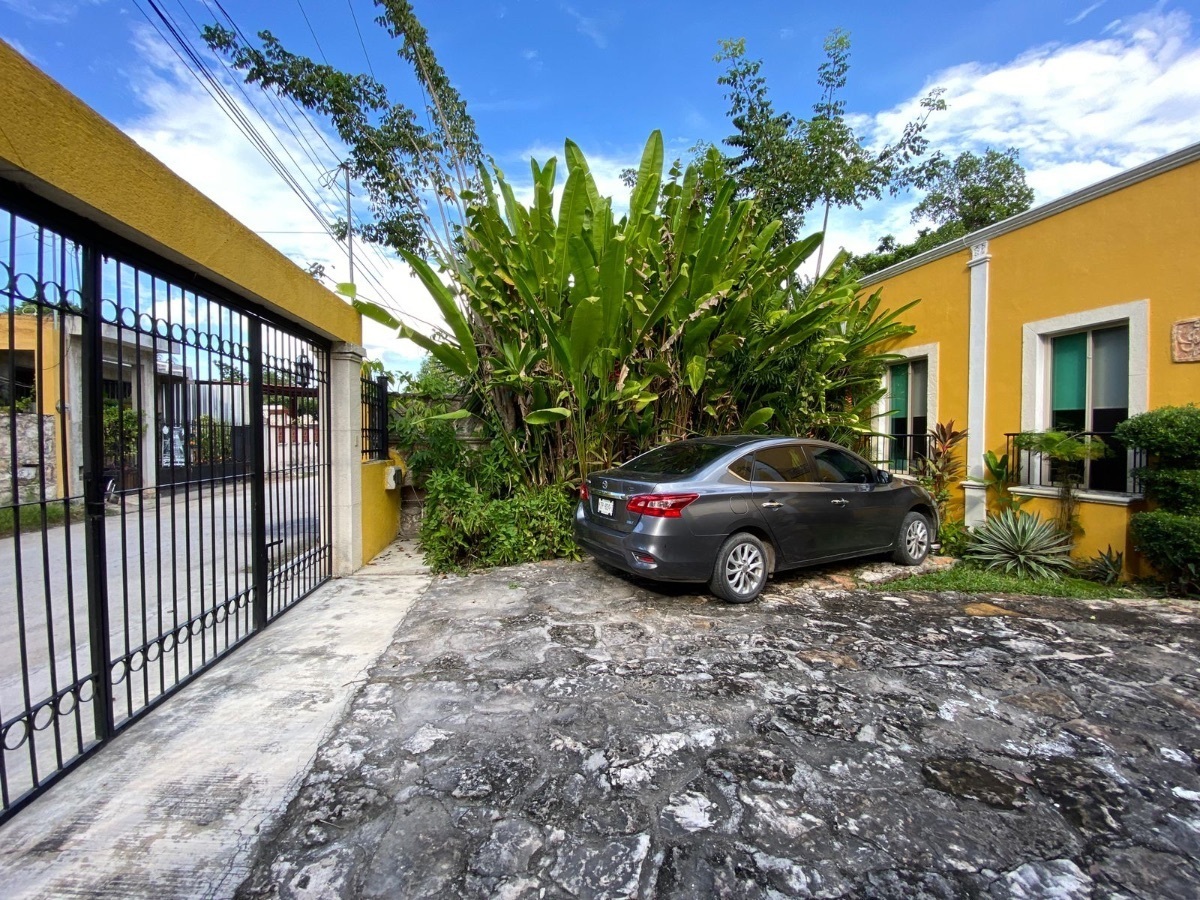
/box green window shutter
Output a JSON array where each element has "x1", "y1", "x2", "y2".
[
  {"x1": 1051, "y1": 333, "x2": 1087, "y2": 416},
  {"x1": 889, "y1": 363, "x2": 909, "y2": 420}
]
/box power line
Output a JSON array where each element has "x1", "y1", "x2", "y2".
[
  {"x1": 137, "y1": 0, "x2": 448, "y2": 338},
  {"x1": 294, "y1": 0, "x2": 329, "y2": 65},
  {"x1": 346, "y1": 0, "x2": 376, "y2": 79}
]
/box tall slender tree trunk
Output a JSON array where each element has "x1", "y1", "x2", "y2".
[{"x1": 814, "y1": 198, "x2": 832, "y2": 278}]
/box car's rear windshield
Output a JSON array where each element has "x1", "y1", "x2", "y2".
[{"x1": 619, "y1": 441, "x2": 730, "y2": 476}]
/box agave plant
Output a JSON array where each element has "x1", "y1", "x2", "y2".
[{"x1": 966, "y1": 510, "x2": 1074, "y2": 580}]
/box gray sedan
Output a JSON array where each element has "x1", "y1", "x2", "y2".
[{"x1": 574, "y1": 436, "x2": 939, "y2": 603}]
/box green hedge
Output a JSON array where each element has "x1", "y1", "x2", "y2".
[
  {"x1": 1130, "y1": 510, "x2": 1200, "y2": 593},
  {"x1": 1115, "y1": 405, "x2": 1200, "y2": 466},
  {"x1": 419, "y1": 469, "x2": 579, "y2": 573},
  {"x1": 1138, "y1": 468, "x2": 1200, "y2": 516}
]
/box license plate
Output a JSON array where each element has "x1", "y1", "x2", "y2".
[{"x1": 597, "y1": 497, "x2": 614, "y2": 517}]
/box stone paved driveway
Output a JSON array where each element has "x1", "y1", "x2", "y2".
[{"x1": 237, "y1": 559, "x2": 1200, "y2": 899}]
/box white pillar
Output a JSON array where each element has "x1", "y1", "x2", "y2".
[
  {"x1": 963, "y1": 241, "x2": 991, "y2": 527},
  {"x1": 329, "y1": 342, "x2": 364, "y2": 575}
]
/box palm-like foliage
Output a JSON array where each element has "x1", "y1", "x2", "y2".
[
  {"x1": 361, "y1": 132, "x2": 918, "y2": 484},
  {"x1": 966, "y1": 511, "x2": 1075, "y2": 580}
]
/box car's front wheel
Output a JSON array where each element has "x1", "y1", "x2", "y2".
[
  {"x1": 893, "y1": 511, "x2": 932, "y2": 566},
  {"x1": 710, "y1": 533, "x2": 769, "y2": 603}
]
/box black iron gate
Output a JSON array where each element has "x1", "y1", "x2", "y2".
[{"x1": 0, "y1": 182, "x2": 332, "y2": 822}]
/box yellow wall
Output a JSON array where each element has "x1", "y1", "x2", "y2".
[
  {"x1": 861, "y1": 149, "x2": 1200, "y2": 573},
  {"x1": 0, "y1": 40, "x2": 359, "y2": 346},
  {"x1": 361, "y1": 460, "x2": 403, "y2": 566},
  {"x1": 985, "y1": 159, "x2": 1200, "y2": 441}
]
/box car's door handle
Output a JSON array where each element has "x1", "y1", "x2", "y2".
[
  {"x1": 830, "y1": 499, "x2": 849, "y2": 507},
  {"x1": 761, "y1": 501, "x2": 782, "y2": 509}
]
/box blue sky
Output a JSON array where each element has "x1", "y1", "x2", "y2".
[{"x1": 3, "y1": 0, "x2": 1199, "y2": 371}]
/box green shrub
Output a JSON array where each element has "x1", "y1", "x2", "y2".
[
  {"x1": 419, "y1": 469, "x2": 578, "y2": 573},
  {"x1": 965, "y1": 510, "x2": 1074, "y2": 580},
  {"x1": 937, "y1": 518, "x2": 971, "y2": 558},
  {"x1": 1131, "y1": 510, "x2": 1200, "y2": 595},
  {"x1": 1114, "y1": 404, "x2": 1200, "y2": 466},
  {"x1": 1137, "y1": 468, "x2": 1200, "y2": 516},
  {"x1": 1077, "y1": 545, "x2": 1124, "y2": 585}
]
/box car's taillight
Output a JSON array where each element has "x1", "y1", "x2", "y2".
[
  {"x1": 579, "y1": 481, "x2": 590, "y2": 501},
  {"x1": 626, "y1": 493, "x2": 699, "y2": 518}
]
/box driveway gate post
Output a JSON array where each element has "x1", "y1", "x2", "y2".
[
  {"x1": 248, "y1": 320, "x2": 268, "y2": 630},
  {"x1": 329, "y1": 342, "x2": 364, "y2": 575},
  {"x1": 80, "y1": 243, "x2": 113, "y2": 741}
]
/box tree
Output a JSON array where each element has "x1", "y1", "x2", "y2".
[
  {"x1": 202, "y1": 0, "x2": 480, "y2": 266},
  {"x1": 912, "y1": 147, "x2": 1034, "y2": 232},
  {"x1": 715, "y1": 31, "x2": 946, "y2": 266},
  {"x1": 850, "y1": 147, "x2": 1035, "y2": 276}
]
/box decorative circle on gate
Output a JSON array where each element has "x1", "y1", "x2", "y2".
[
  {"x1": 138, "y1": 312, "x2": 154, "y2": 334},
  {"x1": 195, "y1": 330, "x2": 206, "y2": 349},
  {"x1": 56, "y1": 690, "x2": 78, "y2": 716},
  {"x1": 31, "y1": 701, "x2": 54, "y2": 732},
  {"x1": 236, "y1": 595, "x2": 250, "y2": 610},
  {"x1": 42, "y1": 282, "x2": 65, "y2": 306},
  {"x1": 110, "y1": 659, "x2": 129, "y2": 685},
  {"x1": 221, "y1": 339, "x2": 234, "y2": 356},
  {"x1": 214, "y1": 605, "x2": 228, "y2": 624},
  {"x1": 0, "y1": 260, "x2": 12, "y2": 292},
  {"x1": 2, "y1": 718, "x2": 29, "y2": 751},
  {"x1": 170, "y1": 323, "x2": 184, "y2": 342},
  {"x1": 129, "y1": 650, "x2": 146, "y2": 673},
  {"x1": 146, "y1": 639, "x2": 163, "y2": 662},
  {"x1": 120, "y1": 307, "x2": 137, "y2": 328},
  {"x1": 162, "y1": 632, "x2": 177, "y2": 653},
  {"x1": 14, "y1": 272, "x2": 38, "y2": 301},
  {"x1": 155, "y1": 318, "x2": 170, "y2": 338},
  {"x1": 100, "y1": 298, "x2": 119, "y2": 323},
  {"x1": 189, "y1": 618, "x2": 204, "y2": 636},
  {"x1": 78, "y1": 678, "x2": 95, "y2": 704},
  {"x1": 202, "y1": 611, "x2": 216, "y2": 631},
  {"x1": 176, "y1": 625, "x2": 191, "y2": 644}
]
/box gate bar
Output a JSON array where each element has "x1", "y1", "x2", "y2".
[
  {"x1": 248, "y1": 320, "x2": 268, "y2": 631},
  {"x1": 81, "y1": 244, "x2": 114, "y2": 742}
]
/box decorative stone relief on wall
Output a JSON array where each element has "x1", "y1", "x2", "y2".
[
  {"x1": 1173, "y1": 317, "x2": 1200, "y2": 363},
  {"x1": 970, "y1": 241, "x2": 989, "y2": 261}
]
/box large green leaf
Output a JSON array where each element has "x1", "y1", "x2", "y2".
[
  {"x1": 743, "y1": 407, "x2": 775, "y2": 431},
  {"x1": 352, "y1": 299, "x2": 399, "y2": 329},
  {"x1": 569, "y1": 296, "x2": 604, "y2": 374},
  {"x1": 398, "y1": 250, "x2": 479, "y2": 371},
  {"x1": 398, "y1": 323, "x2": 473, "y2": 379},
  {"x1": 525, "y1": 407, "x2": 571, "y2": 425},
  {"x1": 628, "y1": 130, "x2": 664, "y2": 220}
]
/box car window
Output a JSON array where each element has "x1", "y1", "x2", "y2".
[
  {"x1": 751, "y1": 446, "x2": 813, "y2": 483},
  {"x1": 620, "y1": 441, "x2": 731, "y2": 476},
  {"x1": 811, "y1": 447, "x2": 874, "y2": 484},
  {"x1": 728, "y1": 453, "x2": 753, "y2": 481}
]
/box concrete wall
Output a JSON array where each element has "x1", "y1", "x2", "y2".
[{"x1": 862, "y1": 145, "x2": 1200, "y2": 569}]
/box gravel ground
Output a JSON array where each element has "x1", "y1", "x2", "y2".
[{"x1": 235, "y1": 557, "x2": 1200, "y2": 899}]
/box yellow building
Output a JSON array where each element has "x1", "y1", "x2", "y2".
[{"x1": 861, "y1": 143, "x2": 1200, "y2": 572}]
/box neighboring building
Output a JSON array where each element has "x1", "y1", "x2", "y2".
[{"x1": 861, "y1": 142, "x2": 1200, "y2": 571}]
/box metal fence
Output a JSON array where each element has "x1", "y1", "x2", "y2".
[
  {"x1": 0, "y1": 180, "x2": 332, "y2": 822},
  {"x1": 361, "y1": 374, "x2": 389, "y2": 461},
  {"x1": 1005, "y1": 431, "x2": 1144, "y2": 495},
  {"x1": 866, "y1": 432, "x2": 929, "y2": 476}
]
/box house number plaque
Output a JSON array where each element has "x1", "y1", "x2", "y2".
[{"x1": 1172, "y1": 317, "x2": 1200, "y2": 363}]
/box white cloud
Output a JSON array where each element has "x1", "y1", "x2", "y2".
[
  {"x1": 832, "y1": 6, "x2": 1200, "y2": 256},
  {"x1": 117, "y1": 24, "x2": 445, "y2": 372},
  {"x1": 0, "y1": 0, "x2": 105, "y2": 25},
  {"x1": 562, "y1": 5, "x2": 613, "y2": 49},
  {"x1": 1068, "y1": 1, "x2": 1106, "y2": 25}
]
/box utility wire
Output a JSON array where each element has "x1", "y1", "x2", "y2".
[
  {"x1": 143, "y1": 0, "x2": 449, "y2": 337},
  {"x1": 346, "y1": 0, "x2": 376, "y2": 79}
]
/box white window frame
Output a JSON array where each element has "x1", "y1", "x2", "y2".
[
  {"x1": 1019, "y1": 299, "x2": 1148, "y2": 496},
  {"x1": 873, "y1": 342, "x2": 938, "y2": 470}
]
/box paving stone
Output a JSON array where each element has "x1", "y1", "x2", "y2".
[{"x1": 234, "y1": 557, "x2": 1200, "y2": 898}]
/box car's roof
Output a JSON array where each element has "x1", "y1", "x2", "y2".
[{"x1": 678, "y1": 435, "x2": 851, "y2": 452}]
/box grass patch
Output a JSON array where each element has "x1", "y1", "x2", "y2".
[
  {"x1": 878, "y1": 562, "x2": 1157, "y2": 599},
  {"x1": 0, "y1": 500, "x2": 84, "y2": 538}
]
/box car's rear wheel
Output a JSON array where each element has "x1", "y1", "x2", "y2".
[
  {"x1": 711, "y1": 533, "x2": 768, "y2": 603},
  {"x1": 893, "y1": 511, "x2": 932, "y2": 565}
]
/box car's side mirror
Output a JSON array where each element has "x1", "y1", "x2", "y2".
[{"x1": 875, "y1": 468, "x2": 893, "y2": 485}]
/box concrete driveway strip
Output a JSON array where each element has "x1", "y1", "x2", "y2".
[
  {"x1": 0, "y1": 540, "x2": 430, "y2": 900},
  {"x1": 237, "y1": 559, "x2": 1200, "y2": 899}
]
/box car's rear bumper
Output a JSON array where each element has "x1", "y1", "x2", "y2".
[{"x1": 573, "y1": 505, "x2": 717, "y2": 583}]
